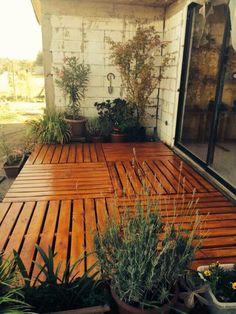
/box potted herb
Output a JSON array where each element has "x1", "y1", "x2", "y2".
[
  {"x1": 55, "y1": 57, "x2": 90, "y2": 140},
  {"x1": 86, "y1": 117, "x2": 105, "y2": 143},
  {"x1": 27, "y1": 109, "x2": 71, "y2": 144},
  {"x1": 0, "y1": 253, "x2": 32, "y2": 313},
  {"x1": 94, "y1": 98, "x2": 137, "y2": 143},
  {"x1": 94, "y1": 197, "x2": 202, "y2": 314},
  {"x1": 198, "y1": 262, "x2": 236, "y2": 314},
  {"x1": 14, "y1": 245, "x2": 110, "y2": 314},
  {"x1": 108, "y1": 25, "x2": 172, "y2": 137},
  {"x1": 0, "y1": 137, "x2": 25, "y2": 178}
]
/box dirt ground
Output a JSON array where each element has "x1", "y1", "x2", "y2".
[
  {"x1": 0, "y1": 123, "x2": 26, "y2": 200},
  {"x1": 0, "y1": 101, "x2": 45, "y2": 200}
]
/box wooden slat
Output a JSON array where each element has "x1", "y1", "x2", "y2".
[
  {"x1": 90, "y1": 144, "x2": 98, "y2": 162},
  {"x1": 83, "y1": 144, "x2": 91, "y2": 162},
  {"x1": 115, "y1": 161, "x2": 134, "y2": 195},
  {"x1": 96, "y1": 143, "x2": 105, "y2": 162},
  {"x1": 4, "y1": 202, "x2": 35, "y2": 258},
  {"x1": 84, "y1": 199, "x2": 97, "y2": 271},
  {"x1": 26, "y1": 144, "x2": 43, "y2": 164},
  {"x1": 31, "y1": 200, "x2": 60, "y2": 280},
  {"x1": 59, "y1": 144, "x2": 70, "y2": 163},
  {"x1": 107, "y1": 162, "x2": 123, "y2": 196},
  {"x1": 76, "y1": 144, "x2": 83, "y2": 162},
  {"x1": 34, "y1": 145, "x2": 49, "y2": 164},
  {"x1": 20, "y1": 201, "x2": 48, "y2": 272},
  {"x1": 43, "y1": 145, "x2": 56, "y2": 164},
  {"x1": 68, "y1": 144, "x2": 76, "y2": 163},
  {"x1": 0, "y1": 202, "x2": 11, "y2": 225},
  {"x1": 0, "y1": 203, "x2": 23, "y2": 251},
  {"x1": 51, "y1": 145, "x2": 63, "y2": 164},
  {"x1": 70, "y1": 199, "x2": 85, "y2": 277},
  {"x1": 96, "y1": 198, "x2": 108, "y2": 234},
  {"x1": 54, "y1": 200, "x2": 71, "y2": 279},
  {"x1": 146, "y1": 160, "x2": 175, "y2": 193}
]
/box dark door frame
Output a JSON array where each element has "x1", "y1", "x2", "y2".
[{"x1": 175, "y1": 3, "x2": 235, "y2": 195}]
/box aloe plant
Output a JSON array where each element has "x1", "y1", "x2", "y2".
[
  {"x1": 27, "y1": 109, "x2": 71, "y2": 144},
  {"x1": 0, "y1": 253, "x2": 33, "y2": 314},
  {"x1": 14, "y1": 245, "x2": 108, "y2": 313}
]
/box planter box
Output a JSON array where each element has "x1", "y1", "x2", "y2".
[
  {"x1": 47, "y1": 304, "x2": 110, "y2": 314},
  {"x1": 198, "y1": 264, "x2": 236, "y2": 314},
  {"x1": 3, "y1": 154, "x2": 26, "y2": 178}
]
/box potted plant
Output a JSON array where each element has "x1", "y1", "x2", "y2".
[
  {"x1": 108, "y1": 25, "x2": 172, "y2": 138},
  {"x1": 198, "y1": 262, "x2": 236, "y2": 314},
  {"x1": 0, "y1": 253, "x2": 32, "y2": 313},
  {"x1": 86, "y1": 117, "x2": 105, "y2": 143},
  {"x1": 27, "y1": 109, "x2": 71, "y2": 144},
  {"x1": 94, "y1": 98, "x2": 137, "y2": 143},
  {"x1": 0, "y1": 137, "x2": 25, "y2": 178},
  {"x1": 55, "y1": 56, "x2": 90, "y2": 140},
  {"x1": 176, "y1": 269, "x2": 209, "y2": 313},
  {"x1": 14, "y1": 245, "x2": 110, "y2": 314},
  {"x1": 94, "y1": 196, "x2": 202, "y2": 314}
]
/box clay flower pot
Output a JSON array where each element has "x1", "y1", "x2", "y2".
[
  {"x1": 48, "y1": 304, "x2": 110, "y2": 314},
  {"x1": 66, "y1": 117, "x2": 87, "y2": 140},
  {"x1": 111, "y1": 133, "x2": 127, "y2": 143},
  {"x1": 3, "y1": 154, "x2": 26, "y2": 178},
  {"x1": 90, "y1": 136, "x2": 104, "y2": 143},
  {"x1": 111, "y1": 285, "x2": 178, "y2": 314}
]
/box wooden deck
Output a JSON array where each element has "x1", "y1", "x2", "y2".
[{"x1": 0, "y1": 142, "x2": 236, "y2": 278}]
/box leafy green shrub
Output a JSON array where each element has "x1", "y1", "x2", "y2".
[
  {"x1": 108, "y1": 25, "x2": 172, "y2": 125},
  {"x1": 27, "y1": 109, "x2": 71, "y2": 144},
  {"x1": 14, "y1": 245, "x2": 108, "y2": 313},
  {"x1": 55, "y1": 57, "x2": 90, "y2": 120},
  {"x1": 94, "y1": 98, "x2": 137, "y2": 134},
  {"x1": 94, "y1": 197, "x2": 202, "y2": 310},
  {"x1": 0, "y1": 253, "x2": 32, "y2": 314}
]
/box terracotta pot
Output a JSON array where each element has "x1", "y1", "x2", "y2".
[
  {"x1": 111, "y1": 286, "x2": 178, "y2": 314},
  {"x1": 111, "y1": 133, "x2": 127, "y2": 143},
  {"x1": 90, "y1": 136, "x2": 104, "y2": 143},
  {"x1": 65, "y1": 117, "x2": 87, "y2": 140},
  {"x1": 3, "y1": 154, "x2": 26, "y2": 178},
  {"x1": 47, "y1": 304, "x2": 110, "y2": 314}
]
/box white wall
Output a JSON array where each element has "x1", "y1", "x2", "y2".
[
  {"x1": 157, "y1": 1, "x2": 188, "y2": 146},
  {"x1": 41, "y1": 0, "x2": 164, "y2": 130}
]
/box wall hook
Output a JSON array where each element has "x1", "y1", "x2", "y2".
[{"x1": 107, "y1": 72, "x2": 115, "y2": 94}]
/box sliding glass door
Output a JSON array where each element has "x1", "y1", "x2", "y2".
[{"x1": 175, "y1": 3, "x2": 236, "y2": 194}]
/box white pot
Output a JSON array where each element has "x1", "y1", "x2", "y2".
[{"x1": 198, "y1": 264, "x2": 236, "y2": 314}]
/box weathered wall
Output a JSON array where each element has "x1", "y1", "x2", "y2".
[
  {"x1": 157, "y1": 0, "x2": 188, "y2": 146},
  {"x1": 40, "y1": 0, "x2": 164, "y2": 129}
]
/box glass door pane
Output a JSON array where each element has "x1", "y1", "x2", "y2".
[
  {"x1": 178, "y1": 4, "x2": 227, "y2": 162},
  {"x1": 212, "y1": 38, "x2": 236, "y2": 187}
]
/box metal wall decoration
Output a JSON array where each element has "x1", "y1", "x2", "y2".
[{"x1": 107, "y1": 73, "x2": 115, "y2": 94}]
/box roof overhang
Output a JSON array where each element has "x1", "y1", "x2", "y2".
[
  {"x1": 31, "y1": 0, "x2": 41, "y2": 24},
  {"x1": 31, "y1": 0, "x2": 178, "y2": 25}
]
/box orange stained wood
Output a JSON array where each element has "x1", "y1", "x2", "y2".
[{"x1": 0, "y1": 142, "x2": 236, "y2": 278}]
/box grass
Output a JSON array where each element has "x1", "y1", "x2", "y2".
[{"x1": 0, "y1": 101, "x2": 45, "y2": 124}]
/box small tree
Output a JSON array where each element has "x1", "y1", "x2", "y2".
[
  {"x1": 109, "y1": 25, "x2": 171, "y2": 125},
  {"x1": 55, "y1": 57, "x2": 90, "y2": 120}
]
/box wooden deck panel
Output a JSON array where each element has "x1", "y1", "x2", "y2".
[{"x1": 0, "y1": 142, "x2": 236, "y2": 278}]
